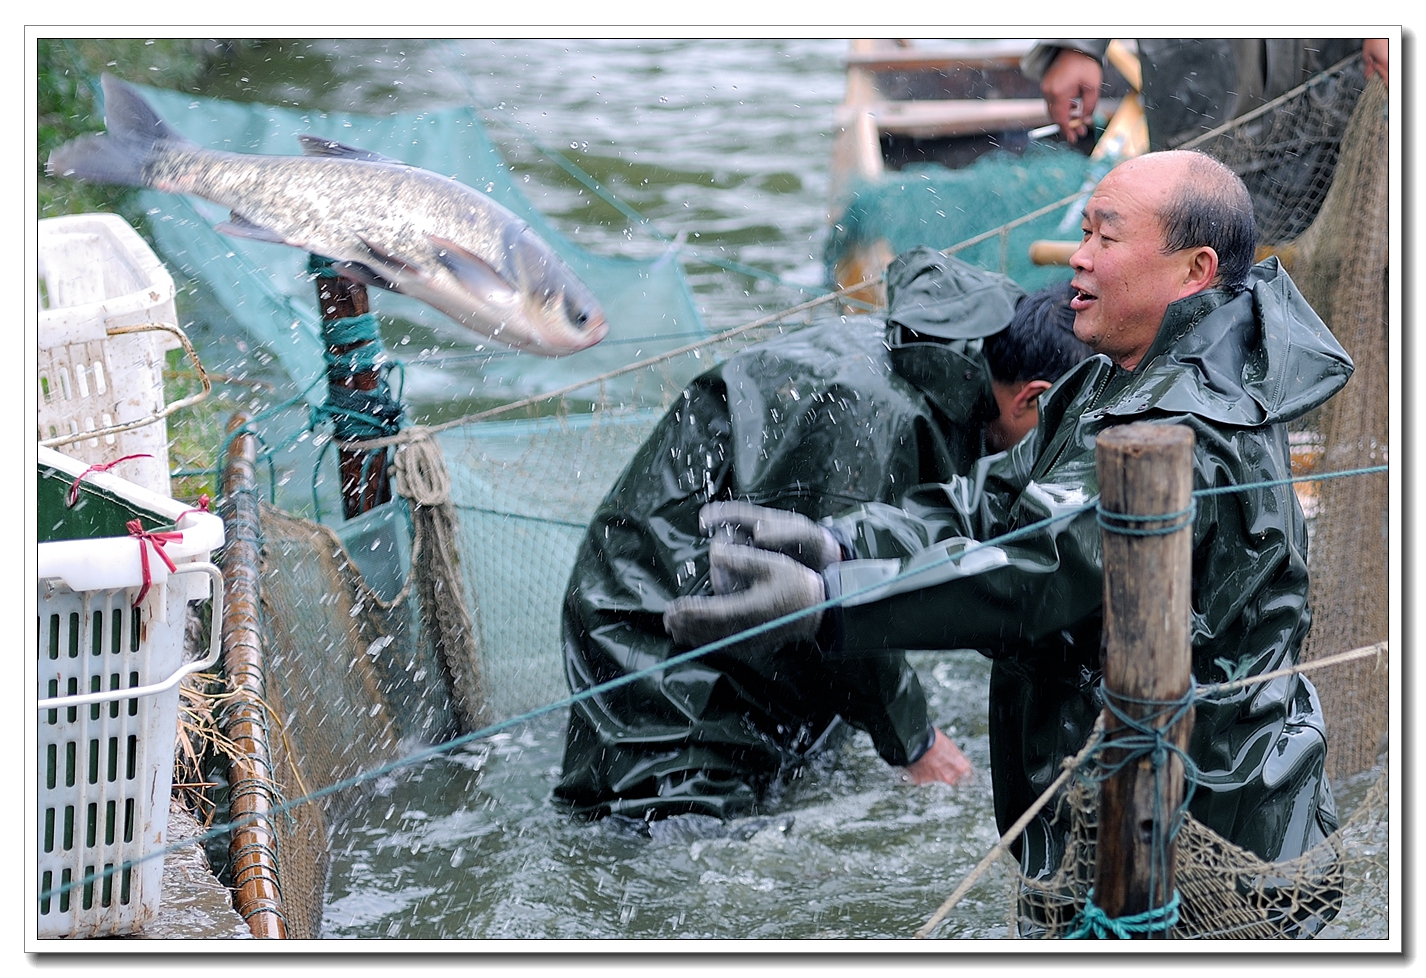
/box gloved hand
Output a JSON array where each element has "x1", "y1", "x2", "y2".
[
  {"x1": 663, "y1": 541, "x2": 825, "y2": 656},
  {"x1": 698, "y1": 501, "x2": 842, "y2": 571}
]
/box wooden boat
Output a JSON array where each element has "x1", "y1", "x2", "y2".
[{"x1": 828, "y1": 39, "x2": 1139, "y2": 306}]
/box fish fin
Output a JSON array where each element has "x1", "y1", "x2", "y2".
[
  {"x1": 427, "y1": 235, "x2": 519, "y2": 302},
  {"x1": 355, "y1": 235, "x2": 428, "y2": 279},
  {"x1": 297, "y1": 134, "x2": 409, "y2": 166},
  {"x1": 98, "y1": 73, "x2": 193, "y2": 145},
  {"x1": 47, "y1": 73, "x2": 193, "y2": 187},
  {"x1": 332, "y1": 262, "x2": 400, "y2": 292},
  {"x1": 214, "y1": 212, "x2": 291, "y2": 244}
]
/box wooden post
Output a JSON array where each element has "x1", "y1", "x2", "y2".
[
  {"x1": 1093, "y1": 422, "x2": 1196, "y2": 933},
  {"x1": 317, "y1": 271, "x2": 393, "y2": 518}
]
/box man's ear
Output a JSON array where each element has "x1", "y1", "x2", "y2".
[
  {"x1": 1180, "y1": 246, "x2": 1219, "y2": 296},
  {"x1": 1012, "y1": 379, "x2": 1054, "y2": 416}
]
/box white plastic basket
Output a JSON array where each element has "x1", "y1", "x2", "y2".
[
  {"x1": 37, "y1": 214, "x2": 210, "y2": 499},
  {"x1": 36, "y1": 446, "x2": 225, "y2": 939}
]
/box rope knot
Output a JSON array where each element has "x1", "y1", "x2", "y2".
[
  {"x1": 392, "y1": 431, "x2": 452, "y2": 508},
  {"x1": 1066, "y1": 889, "x2": 1181, "y2": 939},
  {"x1": 126, "y1": 519, "x2": 182, "y2": 607},
  {"x1": 1096, "y1": 499, "x2": 1196, "y2": 537}
]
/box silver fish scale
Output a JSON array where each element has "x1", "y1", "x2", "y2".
[{"x1": 146, "y1": 146, "x2": 513, "y2": 277}]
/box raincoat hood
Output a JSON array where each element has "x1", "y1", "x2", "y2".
[
  {"x1": 884, "y1": 247, "x2": 1026, "y2": 428},
  {"x1": 884, "y1": 246, "x2": 1025, "y2": 340},
  {"x1": 1106, "y1": 257, "x2": 1354, "y2": 426}
]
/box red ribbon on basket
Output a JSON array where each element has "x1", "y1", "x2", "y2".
[
  {"x1": 127, "y1": 518, "x2": 181, "y2": 607},
  {"x1": 175, "y1": 494, "x2": 212, "y2": 524},
  {"x1": 67, "y1": 454, "x2": 154, "y2": 507}
]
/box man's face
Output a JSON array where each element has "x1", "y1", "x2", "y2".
[{"x1": 1068, "y1": 158, "x2": 1200, "y2": 370}]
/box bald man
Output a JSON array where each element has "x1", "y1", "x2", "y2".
[{"x1": 665, "y1": 152, "x2": 1354, "y2": 918}]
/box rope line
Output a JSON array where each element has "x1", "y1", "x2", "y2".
[
  {"x1": 913, "y1": 643, "x2": 1385, "y2": 940},
  {"x1": 38, "y1": 461, "x2": 1389, "y2": 907},
  {"x1": 1097, "y1": 500, "x2": 1196, "y2": 537}
]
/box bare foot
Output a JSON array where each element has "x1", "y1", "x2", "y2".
[{"x1": 900, "y1": 728, "x2": 972, "y2": 786}]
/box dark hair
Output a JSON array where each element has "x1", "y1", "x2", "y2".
[
  {"x1": 983, "y1": 281, "x2": 1093, "y2": 383},
  {"x1": 1157, "y1": 151, "x2": 1257, "y2": 292}
]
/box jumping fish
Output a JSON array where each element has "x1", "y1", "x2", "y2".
[{"x1": 49, "y1": 73, "x2": 608, "y2": 356}]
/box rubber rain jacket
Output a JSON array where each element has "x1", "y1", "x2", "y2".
[
  {"x1": 821, "y1": 258, "x2": 1354, "y2": 873},
  {"x1": 555, "y1": 251, "x2": 1023, "y2": 819}
]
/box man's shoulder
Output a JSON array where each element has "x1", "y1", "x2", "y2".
[{"x1": 1037, "y1": 354, "x2": 1116, "y2": 424}]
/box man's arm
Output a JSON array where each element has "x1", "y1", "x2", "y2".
[
  {"x1": 825, "y1": 476, "x2": 1103, "y2": 655},
  {"x1": 1021, "y1": 40, "x2": 1111, "y2": 145}
]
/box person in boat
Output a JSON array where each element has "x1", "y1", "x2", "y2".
[
  {"x1": 553, "y1": 253, "x2": 1093, "y2": 822},
  {"x1": 1023, "y1": 38, "x2": 1388, "y2": 240},
  {"x1": 663, "y1": 152, "x2": 1353, "y2": 907}
]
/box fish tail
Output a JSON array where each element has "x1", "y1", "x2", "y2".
[{"x1": 47, "y1": 72, "x2": 193, "y2": 187}]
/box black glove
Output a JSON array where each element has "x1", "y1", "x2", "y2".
[
  {"x1": 698, "y1": 501, "x2": 842, "y2": 571},
  {"x1": 662, "y1": 541, "x2": 825, "y2": 655}
]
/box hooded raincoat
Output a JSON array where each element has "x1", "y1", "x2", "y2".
[
  {"x1": 555, "y1": 251, "x2": 1024, "y2": 819},
  {"x1": 820, "y1": 258, "x2": 1354, "y2": 872}
]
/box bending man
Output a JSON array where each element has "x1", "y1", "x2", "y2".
[{"x1": 555, "y1": 253, "x2": 1091, "y2": 822}]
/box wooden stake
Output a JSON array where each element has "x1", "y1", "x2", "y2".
[
  {"x1": 1093, "y1": 422, "x2": 1195, "y2": 933},
  {"x1": 317, "y1": 273, "x2": 392, "y2": 518}
]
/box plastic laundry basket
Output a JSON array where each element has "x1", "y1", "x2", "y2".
[
  {"x1": 36, "y1": 445, "x2": 225, "y2": 939},
  {"x1": 37, "y1": 213, "x2": 210, "y2": 499}
]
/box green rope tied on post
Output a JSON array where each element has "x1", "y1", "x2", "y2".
[
  {"x1": 1066, "y1": 888, "x2": 1181, "y2": 939},
  {"x1": 1096, "y1": 499, "x2": 1197, "y2": 537},
  {"x1": 321, "y1": 321, "x2": 387, "y2": 378},
  {"x1": 306, "y1": 253, "x2": 406, "y2": 443},
  {"x1": 1065, "y1": 684, "x2": 1198, "y2": 941}
]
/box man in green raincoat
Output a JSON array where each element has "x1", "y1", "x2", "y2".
[
  {"x1": 554, "y1": 253, "x2": 1092, "y2": 822},
  {"x1": 665, "y1": 151, "x2": 1353, "y2": 880}
]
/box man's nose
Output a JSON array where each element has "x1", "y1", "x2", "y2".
[{"x1": 1069, "y1": 241, "x2": 1091, "y2": 272}]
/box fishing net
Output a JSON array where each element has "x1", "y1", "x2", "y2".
[
  {"x1": 1176, "y1": 54, "x2": 1368, "y2": 246},
  {"x1": 246, "y1": 503, "x2": 434, "y2": 939},
  {"x1": 824, "y1": 142, "x2": 1091, "y2": 294},
  {"x1": 1008, "y1": 765, "x2": 1390, "y2": 939},
  {"x1": 1271, "y1": 76, "x2": 1392, "y2": 781}
]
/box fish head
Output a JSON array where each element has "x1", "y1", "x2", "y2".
[
  {"x1": 504, "y1": 227, "x2": 609, "y2": 355},
  {"x1": 424, "y1": 225, "x2": 607, "y2": 356}
]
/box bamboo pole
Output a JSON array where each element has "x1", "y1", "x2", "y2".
[
  {"x1": 218, "y1": 412, "x2": 287, "y2": 938},
  {"x1": 1093, "y1": 423, "x2": 1195, "y2": 933}
]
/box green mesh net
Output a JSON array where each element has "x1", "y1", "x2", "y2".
[{"x1": 825, "y1": 142, "x2": 1092, "y2": 293}]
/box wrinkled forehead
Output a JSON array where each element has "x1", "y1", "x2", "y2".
[
  {"x1": 1083, "y1": 171, "x2": 1170, "y2": 233},
  {"x1": 1089, "y1": 158, "x2": 1180, "y2": 219}
]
